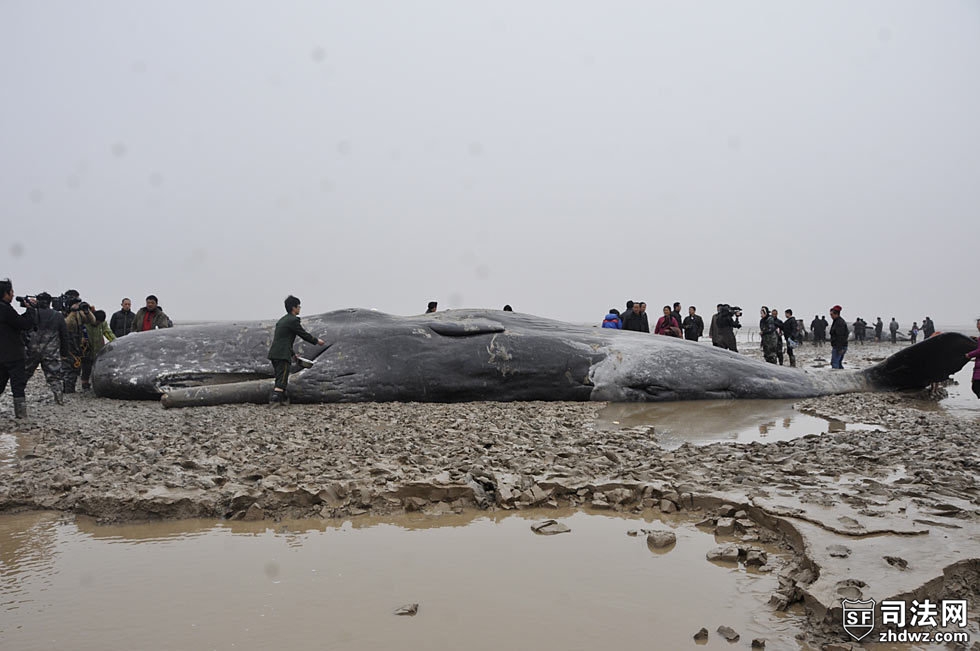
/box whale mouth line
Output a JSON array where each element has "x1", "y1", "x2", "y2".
[{"x1": 156, "y1": 372, "x2": 272, "y2": 391}]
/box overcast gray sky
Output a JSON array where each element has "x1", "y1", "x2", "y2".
[{"x1": 3, "y1": 1, "x2": 978, "y2": 327}]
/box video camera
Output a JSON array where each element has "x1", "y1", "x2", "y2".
[
  {"x1": 719, "y1": 304, "x2": 742, "y2": 318},
  {"x1": 15, "y1": 295, "x2": 37, "y2": 308}
]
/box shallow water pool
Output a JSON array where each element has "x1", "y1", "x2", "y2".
[{"x1": 0, "y1": 510, "x2": 804, "y2": 651}]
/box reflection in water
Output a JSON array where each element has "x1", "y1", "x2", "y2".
[
  {"x1": 598, "y1": 399, "x2": 881, "y2": 448},
  {"x1": 0, "y1": 510, "x2": 805, "y2": 651}
]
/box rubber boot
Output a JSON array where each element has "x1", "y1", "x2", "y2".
[
  {"x1": 53, "y1": 388, "x2": 64, "y2": 405},
  {"x1": 13, "y1": 398, "x2": 27, "y2": 419},
  {"x1": 269, "y1": 391, "x2": 284, "y2": 406}
]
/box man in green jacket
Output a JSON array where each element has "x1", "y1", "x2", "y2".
[{"x1": 268, "y1": 295, "x2": 324, "y2": 404}]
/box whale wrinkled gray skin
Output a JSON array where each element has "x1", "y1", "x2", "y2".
[{"x1": 89, "y1": 309, "x2": 975, "y2": 408}]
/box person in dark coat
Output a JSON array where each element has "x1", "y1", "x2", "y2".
[
  {"x1": 682, "y1": 306, "x2": 704, "y2": 342},
  {"x1": 620, "y1": 301, "x2": 636, "y2": 331},
  {"x1": 810, "y1": 315, "x2": 824, "y2": 347},
  {"x1": 922, "y1": 317, "x2": 935, "y2": 339},
  {"x1": 829, "y1": 305, "x2": 849, "y2": 369},
  {"x1": 782, "y1": 309, "x2": 799, "y2": 367},
  {"x1": 267, "y1": 295, "x2": 325, "y2": 405},
  {"x1": 715, "y1": 305, "x2": 741, "y2": 352},
  {"x1": 874, "y1": 317, "x2": 884, "y2": 342},
  {"x1": 0, "y1": 279, "x2": 37, "y2": 419},
  {"x1": 110, "y1": 298, "x2": 138, "y2": 338}
]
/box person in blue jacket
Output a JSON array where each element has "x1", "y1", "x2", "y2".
[{"x1": 602, "y1": 309, "x2": 622, "y2": 329}]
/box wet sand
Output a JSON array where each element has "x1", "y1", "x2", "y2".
[{"x1": 1, "y1": 339, "x2": 978, "y2": 648}]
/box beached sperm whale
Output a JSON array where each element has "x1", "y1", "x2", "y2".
[{"x1": 89, "y1": 309, "x2": 975, "y2": 408}]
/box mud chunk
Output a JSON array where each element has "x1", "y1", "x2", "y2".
[
  {"x1": 243, "y1": 503, "x2": 264, "y2": 521},
  {"x1": 706, "y1": 545, "x2": 740, "y2": 563},
  {"x1": 646, "y1": 530, "x2": 676, "y2": 550},
  {"x1": 827, "y1": 544, "x2": 851, "y2": 558},
  {"x1": 693, "y1": 627, "x2": 708, "y2": 642},
  {"x1": 659, "y1": 499, "x2": 677, "y2": 514},
  {"x1": 745, "y1": 549, "x2": 768, "y2": 566},
  {"x1": 751, "y1": 639, "x2": 766, "y2": 649},
  {"x1": 716, "y1": 625, "x2": 739, "y2": 642},
  {"x1": 394, "y1": 603, "x2": 418, "y2": 616},
  {"x1": 835, "y1": 578, "x2": 866, "y2": 600},
  {"x1": 531, "y1": 519, "x2": 570, "y2": 535},
  {"x1": 715, "y1": 517, "x2": 735, "y2": 536},
  {"x1": 883, "y1": 555, "x2": 908, "y2": 569}
]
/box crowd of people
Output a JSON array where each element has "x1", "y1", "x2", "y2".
[
  {"x1": 0, "y1": 279, "x2": 172, "y2": 418},
  {"x1": 597, "y1": 301, "x2": 958, "y2": 374}
]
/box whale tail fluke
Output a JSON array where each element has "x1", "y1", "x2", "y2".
[{"x1": 863, "y1": 332, "x2": 975, "y2": 390}]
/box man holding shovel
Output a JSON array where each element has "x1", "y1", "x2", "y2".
[{"x1": 268, "y1": 295, "x2": 324, "y2": 405}]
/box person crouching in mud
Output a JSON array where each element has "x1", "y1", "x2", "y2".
[{"x1": 268, "y1": 295, "x2": 324, "y2": 405}]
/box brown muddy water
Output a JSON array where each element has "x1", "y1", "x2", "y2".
[
  {"x1": 0, "y1": 510, "x2": 806, "y2": 651},
  {"x1": 598, "y1": 399, "x2": 881, "y2": 448}
]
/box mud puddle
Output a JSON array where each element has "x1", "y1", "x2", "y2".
[
  {"x1": 0, "y1": 510, "x2": 806, "y2": 651},
  {"x1": 598, "y1": 399, "x2": 881, "y2": 448},
  {"x1": 928, "y1": 365, "x2": 980, "y2": 417}
]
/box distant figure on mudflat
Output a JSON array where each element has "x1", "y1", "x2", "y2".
[
  {"x1": 810, "y1": 315, "x2": 826, "y2": 347},
  {"x1": 909, "y1": 322, "x2": 919, "y2": 344},
  {"x1": 782, "y1": 309, "x2": 799, "y2": 368},
  {"x1": 889, "y1": 317, "x2": 900, "y2": 344},
  {"x1": 829, "y1": 305, "x2": 849, "y2": 369},
  {"x1": 601, "y1": 309, "x2": 622, "y2": 329},
  {"x1": 874, "y1": 317, "x2": 884, "y2": 342},
  {"x1": 771, "y1": 307, "x2": 785, "y2": 365},
  {"x1": 922, "y1": 316, "x2": 935, "y2": 339},
  {"x1": 425, "y1": 301, "x2": 438, "y2": 314},
  {"x1": 670, "y1": 302, "x2": 683, "y2": 329},
  {"x1": 682, "y1": 306, "x2": 704, "y2": 342},
  {"x1": 759, "y1": 306, "x2": 780, "y2": 364}
]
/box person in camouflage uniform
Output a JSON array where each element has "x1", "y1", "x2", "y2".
[
  {"x1": 24, "y1": 292, "x2": 69, "y2": 404},
  {"x1": 759, "y1": 306, "x2": 780, "y2": 365},
  {"x1": 63, "y1": 299, "x2": 96, "y2": 393}
]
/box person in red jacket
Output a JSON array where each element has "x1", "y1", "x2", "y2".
[
  {"x1": 966, "y1": 318, "x2": 980, "y2": 399},
  {"x1": 654, "y1": 305, "x2": 681, "y2": 337}
]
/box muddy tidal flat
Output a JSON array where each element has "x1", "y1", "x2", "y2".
[{"x1": 1, "y1": 341, "x2": 979, "y2": 649}]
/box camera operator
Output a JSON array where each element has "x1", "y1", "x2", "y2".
[
  {"x1": 24, "y1": 292, "x2": 69, "y2": 405},
  {"x1": 64, "y1": 298, "x2": 96, "y2": 393},
  {"x1": 715, "y1": 304, "x2": 742, "y2": 352},
  {"x1": 0, "y1": 279, "x2": 38, "y2": 419}
]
